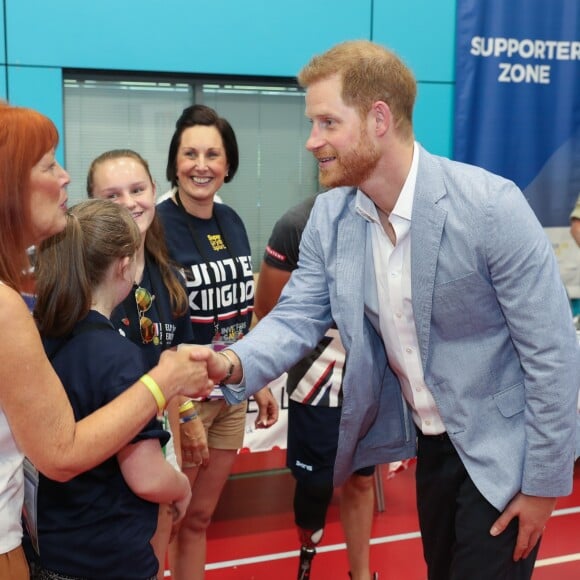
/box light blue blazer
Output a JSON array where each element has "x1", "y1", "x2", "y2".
[{"x1": 232, "y1": 146, "x2": 580, "y2": 510}]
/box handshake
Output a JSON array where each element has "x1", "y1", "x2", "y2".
[
  {"x1": 151, "y1": 344, "x2": 278, "y2": 430},
  {"x1": 159, "y1": 344, "x2": 241, "y2": 402}
]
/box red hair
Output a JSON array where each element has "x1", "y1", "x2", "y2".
[{"x1": 0, "y1": 103, "x2": 59, "y2": 291}]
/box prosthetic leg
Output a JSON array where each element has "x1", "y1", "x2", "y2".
[
  {"x1": 294, "y1": 480, "x2": 334, "y2": 580},
  {"x1": 297, "y1": 527, "x2": 324, "y2": 580}
]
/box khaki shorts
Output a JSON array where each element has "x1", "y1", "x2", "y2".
[
  {"x1": 198, "y1": 399, "x2": 247, "y2": 450},
  {"x1": 0, "y1": 545, "x2": 29, "y2": 580}
]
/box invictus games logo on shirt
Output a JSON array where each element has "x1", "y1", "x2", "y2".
[{"x1": 207, "y1": 234, "x2": 226, "y2": 251}]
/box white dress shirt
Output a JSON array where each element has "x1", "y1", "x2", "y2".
[{"x1": 356, "y1": 143, "x2": 446, "y2": 435}]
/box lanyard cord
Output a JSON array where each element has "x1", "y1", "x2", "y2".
[{"x1": 174, "y1": 192, "x2": 245, "y2": 336}]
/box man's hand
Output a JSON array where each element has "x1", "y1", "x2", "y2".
[
  {"x1": 253, "y1": 388, "x2": 279, "y2": 428},
  {"x1": 490, "y1": 493, "x2": 556, "y2": 560},
  {"x1": 188, "y1": 346, "x2": 235, "y2": 383},
  {"x1": 158, "y1": 346, "x2": 214, "y2": 399}
]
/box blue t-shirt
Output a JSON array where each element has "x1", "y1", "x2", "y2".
[
  {"x1": 31, "y1": 310, "x2": 167, "y2": 579},
  {"x1": 157, "y1": 199, "x2": 254, "y2": 345}
]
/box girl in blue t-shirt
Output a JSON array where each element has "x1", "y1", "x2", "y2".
[{"x1": 30, "y1": 199, "x2": 192, "y2": 580}]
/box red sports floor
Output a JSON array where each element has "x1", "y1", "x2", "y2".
[{"x1": 167, "y1": 451, "x2": 580, "y2": 579}]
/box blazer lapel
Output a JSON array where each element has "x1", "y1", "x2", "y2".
[
  {"x1": 335, "y1": 193, "x2": 368, "y2": 345},
  {"x1": 411, "y1": 149, "x2": 447, "y2": 368}
]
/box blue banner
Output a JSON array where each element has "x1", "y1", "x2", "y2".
[{"x1": 454, "y1": 0, "x2": 580, "y2": 227}]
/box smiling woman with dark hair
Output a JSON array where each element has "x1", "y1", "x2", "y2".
[{"x1": 157, "y1": 104, "x2": 279, "y2": 580}]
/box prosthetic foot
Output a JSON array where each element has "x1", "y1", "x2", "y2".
[
  {"x1": 297, "y1": 527, "x2": 323, "y2": 580},
  {"x1": 297, "y1": 545, "x2": 316, "y2": 580}
]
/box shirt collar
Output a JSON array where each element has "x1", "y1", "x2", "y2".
[{"x1": 356, "y1": 141, "x2": 420, "y2": 223}]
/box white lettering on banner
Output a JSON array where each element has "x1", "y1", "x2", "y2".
[
  {"x1": 498, "y1": 63, "x2": 550, "y2": 84},
  {"x1": 469, "y1": 36, "x2": 580, "y2": 85},
  {"x1": 470, "y1": 36, "x2": 580, "y2": 60}
]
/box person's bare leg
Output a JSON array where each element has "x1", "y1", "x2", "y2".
[
  {"x1": 171, "y1": 448, "x2": 237, "y2": 580},
  {"x1": 340, "y1": 473, "x2": 375, "y2": 580}
]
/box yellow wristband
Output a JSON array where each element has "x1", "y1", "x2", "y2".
[
  {"x1": 140, "y1": 374, "x2": 166, "y2": 414},
  {"x1": 178, "y1": 399, "x2": 195, "y2": 415}
]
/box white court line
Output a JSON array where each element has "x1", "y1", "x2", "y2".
[
  {"x1": 534, "y1": 505, "x2": 580, "y2": 568},
  {"x1": 203, "y1": 504, "x2": 580, "y2": 571},
  {"x1": 205, "y1": 531, "x2": 421, "y2": 570},
  {"x1": 535, "y1": 553, "x2": 580, "y2": 567},
  {"x1": 552, "y1": 505, "x2": 580, "y2": 517}
]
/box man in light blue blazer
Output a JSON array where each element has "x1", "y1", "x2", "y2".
[{"x1": 207, "y1": 40, "x2": 580, "y2": 580}]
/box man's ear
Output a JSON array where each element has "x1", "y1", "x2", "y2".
[{"x1": 371, "y1": 101, "x2": 391, "y2": 137}]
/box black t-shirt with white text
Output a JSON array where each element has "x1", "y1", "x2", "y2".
[{"x1": 157, "y1": 199, "x2": 254, "y2": 345}]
